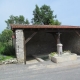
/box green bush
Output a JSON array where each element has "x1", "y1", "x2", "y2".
[
  {"x1": 0, "y1": 45, "x2": 5, "y2": 54},
  {"x1": 0, "y1": 43, "x2": 15, "y2": 57},
  {"x1": 3, "y1": 45, "x2": 15, "y2": 56},
  {"x1": 0, "y1": 54, "x2": 13, "y2": 61},
  {"x1": 50, "y1": 52, "x2": 57, "y2": 56}
]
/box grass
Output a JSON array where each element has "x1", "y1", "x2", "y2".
[
  {"x1": 50, "y1": 52, "x2": 57, "y2": 56},
  {"x1": 0, "y1": 54, "x2": 14, "y2": 62},
  {"x1": 64, "y1": 50, "x2": 71, "y2": 53}
]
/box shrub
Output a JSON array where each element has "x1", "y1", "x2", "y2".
[
  {"x1": 0, "y1": 43, "x2": 15, "y2": 57},
  {"x1": 50, "y1": 52, "x2": 57, "y2": 56}
]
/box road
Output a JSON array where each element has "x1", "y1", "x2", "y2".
[{"x1": 0, "y1": 62, "x2": 80, "y2": 80}]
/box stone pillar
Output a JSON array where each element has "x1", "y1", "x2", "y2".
[
  {"x1": 57, "y1": 43, "x2": 63, "y2": 56},
  {"x1": 57, "y1": 32, "x2": 63, "y2": 55},
  {"x1": 15, "y1": 29, "x2": 25, "y2": 63}
]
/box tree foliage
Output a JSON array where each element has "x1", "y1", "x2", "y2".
[
  {"x1": 32, "y1": 4, "x2": 61, "y2": 25},
  {"x1": 0, "y1": 29, "x2": 14, "y2": 56},
  {"x1": 0, "y1": 29, "x2": 13, "y2": 43},
  {"x1": 5, "y1": 15, "x2": 29, "y2": 29}
]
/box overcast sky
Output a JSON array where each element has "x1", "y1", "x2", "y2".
[{"x1": 0, "y1": 0, "x2": 80, "y2": 33}]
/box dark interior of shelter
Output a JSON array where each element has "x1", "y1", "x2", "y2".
[{"x1": 24, "y1": 31, "x2": 80, "y2": 61}]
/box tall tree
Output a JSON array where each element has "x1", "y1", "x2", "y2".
[
  {"x1": 0, "y1": 29, "x2": 13, "y2": 43},
  {"x1": 32, "y1": 4, "x2": 61, "y2": 25},
  {"x1": 5, "y1": 15, "x2": 29, "y2": 29}
]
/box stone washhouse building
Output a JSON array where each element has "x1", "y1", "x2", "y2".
[{"x1": 11, "y1": 24, "x2": 80, "y2": 64}]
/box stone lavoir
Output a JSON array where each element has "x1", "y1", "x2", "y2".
[
  {"x1": 11, "y1": 24, "x2": 80, "y2": 64},
  {"x1": 50, "y1": 32, "x2": 77, "y2": 63}
]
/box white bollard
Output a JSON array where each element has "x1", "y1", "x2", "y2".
[{"x1": 57, "y1": 43, "x2": 63, "y2": 56}]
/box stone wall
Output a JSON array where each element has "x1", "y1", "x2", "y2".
[
  {"x1": 25, "y1": 31, "x2": 56, "y2": 56},
  {"x1": 61, "y1": 31, "x2": 80, "y2": 54},
  {"x1": 25, "y1": 31, "x2": 80, "y2": 56}
]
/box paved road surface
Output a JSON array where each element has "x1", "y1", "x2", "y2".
[{"x1": 0, "y1": 61, "x2": 80, "y2": 80}]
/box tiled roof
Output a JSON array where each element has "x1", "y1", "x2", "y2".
[{"x1": 11, "y1": 24, "x2": 80, "y2": 30}]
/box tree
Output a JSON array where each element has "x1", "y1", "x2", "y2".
[
  {"x1": 5, "y1": 15, "x2": 29, "y2": 29},
  {"x1": 0, "y1": 29, "x2": 14, "y2": 56},
  {"x1": 32, "y1": 4, "x2": 61, "y2": 25},
  {"x1": 0, "y1": 29, "x2": 13, "y2": 43}
]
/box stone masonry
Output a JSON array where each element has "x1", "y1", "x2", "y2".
[
  {"x1": 15, "y1": 29, "x2": 24, "y2": 63},
  {"x1": 15, "y1": 30, "x2": 80, "y2": 63},
  {"x1": 25, "y1": 31, "x2": 80, "y2": 56}
]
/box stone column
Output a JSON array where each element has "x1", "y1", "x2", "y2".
[
  {"x1": 57, "y1": 32, "x2": 63, "y2": 55},
  {"x1": 15, "y1": 29, "x2": 25, "y2": 63}
]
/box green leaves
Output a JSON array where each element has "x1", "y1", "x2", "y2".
[
  {"x1": 0, "y1": 29, "x2": 13, "y2": 43},
  {"x1": 0, "y1": 30, "x2": 15, "y2": 56},
  {"x1": 5, "y1": 4, "x2": 61, "y2": 27},
  {"x1": 32, "y1": 4, "x2": 61, "y2": 25},
  {"x1": 5, "y1": 15, "x2": 29, "y2": 29}
]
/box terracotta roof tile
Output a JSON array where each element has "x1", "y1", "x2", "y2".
[{"x1": 10, "y1": 24, "x2": 80, "y2": 30}]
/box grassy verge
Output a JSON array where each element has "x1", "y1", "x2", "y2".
[{"x1": 0, "y1": 54, "x2": 14, "y2": 62}]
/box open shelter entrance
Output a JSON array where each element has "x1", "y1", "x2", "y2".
[{"x1": 11, "y1": 25, "x2": 80, "y2": 64}]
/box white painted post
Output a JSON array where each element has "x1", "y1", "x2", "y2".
[{"x1": 57, "y1": 43, "x2": 63, "y2": 56}]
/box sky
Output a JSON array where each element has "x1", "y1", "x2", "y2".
[{"x1": 0, "y1": 0, "x2": 80, "y2": 33}]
